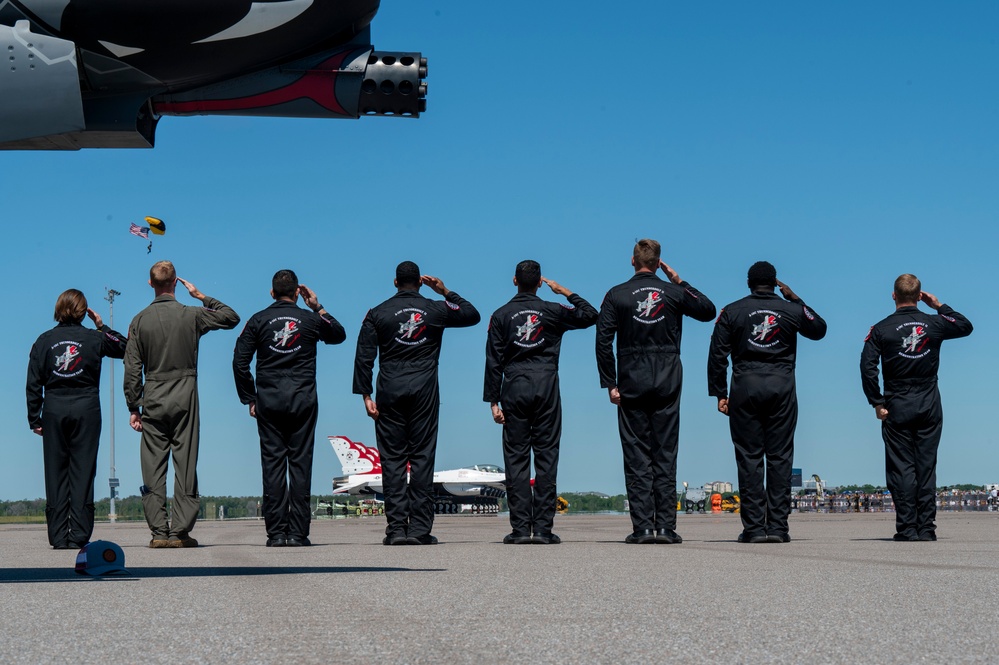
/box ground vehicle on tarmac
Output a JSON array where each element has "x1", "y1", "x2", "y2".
[{"x1": 681, "y1": 482, "x2": 707, "y2": 514}]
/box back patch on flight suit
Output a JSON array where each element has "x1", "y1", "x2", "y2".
[
  {"x1": 267, "y1": 317, "x2": 303, "y2": 354},
  {"x1": 52, "y1": 340, "x2": 85, "y2": 377},
  {"x1": 393, "y1": 308, "x2": 429, "y2": 346},
  {"x1": 748, "y1": 310, "x2": 782, "y2": 349},
  {"x1": 512, "y1": 310, "x2": 545, "y2": 348},
  {"x1": 897, "y1": 321, "x2": 930, "y2": 359},
  {"x1": 632, "y1": 287, "x2": 666, "y2": 324}
]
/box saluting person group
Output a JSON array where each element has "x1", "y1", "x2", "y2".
[{"x1": 26, "y1": 240, "x2": 973, "y2": 550}]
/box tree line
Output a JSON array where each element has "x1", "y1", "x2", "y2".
[
  {"x1": 0, "y1": 495, "x2": 372, "y2": 522},
  {"x1": 0, "y1": 493, "x2": 630, "y2": 519},
  {"x1": 1, "y1": 485, "x2": 989, "y2": 521}
]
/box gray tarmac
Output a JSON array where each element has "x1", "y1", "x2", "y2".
[{"x1": 1, "y1": 511, "x2": 998, "y2": 664}]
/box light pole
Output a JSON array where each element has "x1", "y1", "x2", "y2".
[{"x1": 105, "y1": 288, "x2": 121, "y2": 522}]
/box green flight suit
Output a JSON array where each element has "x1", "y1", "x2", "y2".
[{"x1": 124, "y1": 294, "x2": 239, "y2": 540}]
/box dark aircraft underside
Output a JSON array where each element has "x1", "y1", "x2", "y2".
[{"x1": 0, "y1": 0, "x2": 426, "y2": 149}]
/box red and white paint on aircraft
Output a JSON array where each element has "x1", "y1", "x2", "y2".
[{"x1": 328, "y1": 436, "x2": 506, "y2": 514}]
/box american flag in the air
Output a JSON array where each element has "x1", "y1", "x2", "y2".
[{"x1": 129, "y1": 223, "x2": 149, "y2": 238}]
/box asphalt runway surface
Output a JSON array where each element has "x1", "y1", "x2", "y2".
[{"x1": 2, "y1": 512, "x2": 997, "y2": 664}]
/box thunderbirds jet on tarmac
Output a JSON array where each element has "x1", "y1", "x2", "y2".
[
  {"x1": 328, "y1": 436, "x2": 507, "y2": 514},
  {"x1": 1, "y1": 0, "x2": 426, "y2": 149}
]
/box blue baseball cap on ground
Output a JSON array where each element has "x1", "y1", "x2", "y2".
[{"x1": 74, "y1": 541, "x2": 130, "y2": 576}]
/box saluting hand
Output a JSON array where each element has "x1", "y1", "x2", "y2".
[
  {"x1": 776, "y1": 280, "x2": 799, "y2": 302},
  {"x1": 491, "y1": 403, "x2": 505, "y2": 425},
  {"x1": 85, "y1": 308, "x2": 104, "y2": 328},
  {"x1": 421, "y1": 275, "x2": 450, "y2": 296},
  {"x1": 659, "y1": 260, "x2": 682, "y2": 285},
  {"x1": 178, "y1": 278, "x2": 206, "y2": 301},
  {"x1": 299, "y1": 284, "x2": 320, "y2": 311},
  {"x1": 920, "y1": 291, "x2": 941, "y2": 310},
  {"x1": 542, "y1": 277, "x2": 573, "y2": 297}
]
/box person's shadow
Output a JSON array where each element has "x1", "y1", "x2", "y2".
[{"x1": 0, "y1": 565, "x2": 445, "y2": 583}]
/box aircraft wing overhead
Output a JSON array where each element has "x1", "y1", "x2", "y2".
[{"x1": 0, "y1": 0, "x2": 427, "y2": 149}]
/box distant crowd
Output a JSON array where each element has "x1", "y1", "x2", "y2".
[{"x1": 793, "y1": 488, "x2": 998, "y2": 513}]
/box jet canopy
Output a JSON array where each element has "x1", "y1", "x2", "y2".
[{"x1": 463, "y1": 464, "x2": 504, "y2": 474}]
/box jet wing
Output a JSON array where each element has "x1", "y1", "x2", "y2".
[
  {"x1": 332, "y1": 478, "x2": 374, "y2": 495},
  {"x1": 0, "y1": 21, "x2": 85, "y2": 144}
]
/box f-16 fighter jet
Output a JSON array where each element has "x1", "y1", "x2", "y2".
[{"x1": 329, "y1": 435, "x2": 506, "y2": 514}]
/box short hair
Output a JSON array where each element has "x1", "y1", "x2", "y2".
[
  {"x1": 272, "y1": 269, "x2": 299, "y2": 299},
  {"x1": 396, "y1": 261, "x2": 421, "y2": 288},
  {"x1": 515, "y1": 260, "x2": 541, "y2": 289},
  {"x1": 633, "y1": 239, "x2": 661, "y2": 270},
  {"x1": 747, "y1": 261, "x2": 777, "y2": 288},
  {"x1": 149, "y1": 261, "x2": 176, "y2": 289},
  {"x1": 54, "y1": 289, "x2": 87, "y2": 324},
  {"x1": 894, "y1": 274, "x2": 921, "y2": 303}
]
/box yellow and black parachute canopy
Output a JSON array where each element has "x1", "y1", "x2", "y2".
[{"x1": 145, "y1": 216, "x2": 166, "y2": 236}]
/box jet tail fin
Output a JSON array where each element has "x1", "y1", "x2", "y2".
[{"x1": 329, "y1": 436, "x2": 382, "y2": 475}]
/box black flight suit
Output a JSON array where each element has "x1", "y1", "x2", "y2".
[
  {"x1": 26, "y1": 322, "x2": 128, "y2": 547},
  {"x1": 708, "y1": 290, "x2": 827, "y2": 540},
  {"x1": 353, "y1": 289, "x2": 480, "y2": 540},
  {"x1": 595, "y1": 273, "x2": 716, "y2": 533},
  {"x1": 484, "y1": 292, "x2": 598, "y2": 538},
  {"x1": 233, "y1": 301, "x2": 346, "y2": 542},
  {"x1": 860, "y1": 304, "x2": 972, "y2": 539}
]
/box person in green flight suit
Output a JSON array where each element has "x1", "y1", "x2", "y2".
[{"x1": 124, "y1": 260, "x2": 240, "y2": 548}]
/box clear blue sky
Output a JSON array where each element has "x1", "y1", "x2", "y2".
[{"x1": 1, "y1": 1, "x2": 996, "y2": 500}]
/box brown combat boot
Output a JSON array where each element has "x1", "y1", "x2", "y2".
[{"x1": 167, "y1": 537, "x2": 199, "y2": 548}]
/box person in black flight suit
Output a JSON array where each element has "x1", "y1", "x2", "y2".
[
  {"x1": 707, "y1": 261, "x2": 827, "y2": 544},
  {"x1": 234, "y1": 270, "x2": 346, "y2": 547},
  {"x1": 484, "y1": 260, "x2": 598, "y2": 545},
  {"x1": 26, "y1": 289, "x2": 128, "y2": 549},
  {"x1": 860, "y1": 273, "x2": 972, "y2": 541},
  {"x1": 353, "y1": 261, "x2": 480, "y2": 546},
  {"x1": 595, "y1": 239, "x2": 716, "y2": 544}
]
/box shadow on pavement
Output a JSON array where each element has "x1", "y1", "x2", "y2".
[{"x1": 0, "y1": 565, "x2": 446, "y2": 583}]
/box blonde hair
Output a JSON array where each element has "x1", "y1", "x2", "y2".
[
  {"x1": 633, "y1": 239, "x2": 661, "y2": 270},
  {"x1": 894, "y1": 274, "x2": 921, "y2": 304},
  {"x1": 150, "y1": 261, "x2": 177, "y2": 289}
]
